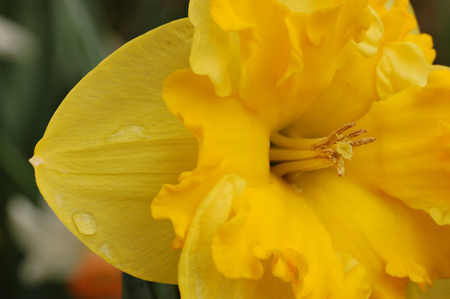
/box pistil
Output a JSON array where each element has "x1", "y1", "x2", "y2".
[{"x1": 270, "y1": 123, "x2": 375, "y2": 177}]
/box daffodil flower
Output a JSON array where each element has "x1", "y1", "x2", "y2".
[{"x1": 30, "y1": 0, "x2": 450, "y2": 298}]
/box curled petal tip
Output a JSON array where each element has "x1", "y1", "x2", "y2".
[{"x1": 29, "y1": 156, "x2": 43, "y2": 167}]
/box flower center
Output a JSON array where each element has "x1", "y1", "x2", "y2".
[{"x1": 270, "y1": 123, "x2": 375, "y2": 177}]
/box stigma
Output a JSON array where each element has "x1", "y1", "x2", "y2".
[{"x1": 270, "y1": 123, "x2": 375, "y2": 177}]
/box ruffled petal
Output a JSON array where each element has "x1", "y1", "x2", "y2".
[
  {"x1": 212, "y1": 175, "x2": 371, "y2": 298},
  {"x1": 351, "y1": 6, "x2": 384, "y2": 58},
  {"x1": 295, "y1": 169, "x2": 450, "y2": 298},
  {"x1": 189, "y1": 0, "x2": 381, "y2": 128},
  {"x1": 373, "y1": 0, "x2": 417, "y2": 45},
  {"x1": 188, "y1": 0, "x2": 234, "y2": 96},
  {"x1": 376, "y1": 41, "x2": 447, "y2": 99},
  {"x1": 30, "y1": 19, "x2": 197, "y2": 283},
  {"x1": 151, "y1": 69, "x2": 272, "y2": 245},
  {"x1": 177, "y1": 175, "x2": 296, "y2": 299},
  {"x1": 281, "y1": 0, "x2": 437, "y2": 138},
  {"x1": 154, "y1": 68, "x2": 371, "y2": 298},
  {"x1": 178, "y1": 175, "x2": 246, "y2": 297},
  {"x1": 403, "y1": 33, "x2": 436, "y2": 64},
  {"x1": 351, "y1": 69, "x2": 450, "y2": 225},
  {"x1": 177, "y1": 174, "x2": 284, "y2": 299},
  {"x1": 280, "y1": 0, "x2": 378, "y2": 100},
  {"x1": 211, "y1": 0, "x2": 293, "y2": 103}
]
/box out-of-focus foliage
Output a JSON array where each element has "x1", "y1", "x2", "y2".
[
  {"x1": 410, "y1": 0, "x2": 449, "y2": 66},
  {"x1": 0, "y1": 0, "x2": 446, "y2": 298}
]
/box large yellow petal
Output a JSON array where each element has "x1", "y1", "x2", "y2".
[
  {"x1": 297, "y1": 169, "x2": 450, "y2": 298},
  {"x1": 30, "y1": 19, "x2": 197, "y2": 283},
  {"x1": 351, "y1": 69, "x2": 450, "y2": 225}
]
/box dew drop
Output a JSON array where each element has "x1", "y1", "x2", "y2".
[
  {"x1": 72, "y1": 212, "x2": 97, "y2": 235},
  {"x1": 291, "y1": 184, "x2": 303, "y2": 192},
  {"x1": 98, "y1": 243, "x2": 119, "y2": 266},
  {"x1": 55, "y1": 194, "x2": 64, "y2": 208},
  {"x1": 106, "y1": 125, "x2": 150, "y2": 143}
]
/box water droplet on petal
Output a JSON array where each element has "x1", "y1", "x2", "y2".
[
  {"x1": 72, "y1": 212, "x2": 97, "y2": 235},
  {"x1": 55, "y1": 194, "x2": 64, "y2": 208},
  {"x1": 106, "y1": 125, "x2": 150, "y2": 143},
  {"x1": 98, "y1": 243, "x2": 119, "y2": 267}
]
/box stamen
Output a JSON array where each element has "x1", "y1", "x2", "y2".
[
  {"x1": 349, "y1": 137, "x2": 376, "y2": 147},
  {"x1": 270, "y1": 123, "x2": 375, "y2": 177},
  {"x1": 270, "y1": 131, "x2": 315, "y2": 150},
  {"x1": 344, "y1": 129, "x2": 367, "y2": 140},
  {"x1": 313, "y1": 123, "x2": 355, "y2": 149},
  {"x1": 271, "y1": 158, "x2": 334, "y2": 177},
  {"x1": 269, "y1": 149, "x2": 318, "y2": 161},
  {"x1": 336, "y1": 156, "x2": 345, "y2": 177}
]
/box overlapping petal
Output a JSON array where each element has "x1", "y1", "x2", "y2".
[
  {"x1": 371, "y1": 0, "x2": 417, "y2": 45},
  {"x1": 376, "y1": 41, "x2": 447, "y2": 98},
  {"x1": 152, "y1": 69, "x2": 272, "y2": 245},
  {"x1": 180, "y1": 175, "x2": 295, "y2": 299},
  {"x1": 281, "y1": 0, "x2": 441, "y2": 138},
  {"x1": 296, "y1": 169, "x2": 450, "y2": 298},
  {"x1": 212, "y1": 175, "x2": 371, "y2": 298},
  {"x1": 403, "y1": 33, "x2": 436, "y2": 64},
  {"x1": 30, "y1": 19, "x2": 198, "y2": 283},
  {"x1": 189, "y1": 0, "x2": 382, "y2": 128},
  {"x1": 350, "y1": 69, "x2": 450, "y2": 226},
  {"x1": 351, "y1": 6, "x2": 384, "y2": 58},
  {"x1": 152, "y1": 63, "x2": 372, "y2": 298},
  {"x1": 189, "y1": 0, "x2": 235, "y2": 96},
  {"x1": 280, "y1": 0, "x2": 374, "y2": 99},
  {"x1": 176, "y1": 175, "x2": 293, "y2": 299}
]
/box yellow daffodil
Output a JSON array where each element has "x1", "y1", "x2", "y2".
[{"x1": 30, "y1": 0, "x2": 450, "y2": 298}]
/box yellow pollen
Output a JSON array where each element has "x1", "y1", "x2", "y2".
[{"x1": 270, "y1": 123, "x2": 375, "y2": 177}]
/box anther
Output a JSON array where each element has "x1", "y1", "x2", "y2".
[
  {"x1": 345, "y1": 129, "x2": 367, "y2": 140},
  {"x1": 349, "y1": 137, "x2": 376, "y2": 147}
]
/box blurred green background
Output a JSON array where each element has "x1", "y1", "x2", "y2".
[{"x1": 0, "y1": 0, "x2": 448, "y2": 298}]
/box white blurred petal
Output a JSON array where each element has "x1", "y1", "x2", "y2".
[
  {"x1": 7, "y1": 195, "x2": 83, "y2": 287},
  {"x1": 0, "y1": 15, "x2": 38, "y2": 62}
]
